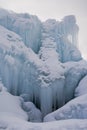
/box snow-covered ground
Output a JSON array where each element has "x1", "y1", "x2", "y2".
[
  {"x1": 0, "y1": 85, "x2": 87, "y2": 130},
  {"x1": 1, "y1": 117, "x2": 87, "y2": 130},
  {"x1": 0, "y1": 8, "x2": 87, "y2": 130}
]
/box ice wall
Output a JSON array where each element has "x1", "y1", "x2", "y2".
[
  {"x1": 0, "y1": 8, "x2": 42, "y2": 53},
  {"x1": 0, "y1": 25, "x2": 65, "y2": 116},
  {"x1": 0, "y1": 25, "x2": 37, "y2": 108},
  {"x1": 64, "y1": 60, "x2": 87, "y2": 103},
  {"x1": 0, "y1": 9, "x2": 84, "y2": 117},
  {"x1": 61, "y1": 15, "x2": 79, "y2": 47},
  {"x1": 44, "y1": 94, "x2": 87, "y2": 122},
  {"x1": 40, "y1": 16, "x2": 81, "y2": 62},
  {"x1": 0, "y1": 9, "x2": 82, "y2": 62}
]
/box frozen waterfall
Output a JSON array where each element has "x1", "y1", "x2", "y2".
[{"x1": 0, "y1": 9, "x2": 84, "y2": 116}]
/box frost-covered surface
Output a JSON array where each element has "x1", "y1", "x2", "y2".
[
  {"x1": 0, "y1": 83, "x2": 28, "y2": 121},
  {"x1": 64, "y1": 60, "x2": 87, "y2": 102},
  {"x1": 0, "y1": 84, "x2": 87, "y2": 129},
  {"x1": 23, "y1": 102, "x2": 42, "y2": 122},
  {"x1": 39, "y1": 17, "x2": 81, "y2": 63},
  {"x1": 0, "y1": 8, "x2": 42, "y2": 53},
  {"x1": 0, "y1": 9, "x2": 82, "y2": 61},
  {"x1": 0, "y1": 23, "x2": 65, "y2": 116},
  {"x1": 0, "y1": 117, "x2": 87, "y2": 130},
  {"x1": 44, "y1": 94, "x2": 87, "y2": 122},
  {"x1": 0, "y1": 8, "x2": 87, "y2": 130},
  {"x1": 0, "y1": 24, "x2": 41, "y2": 95},
  {"x1": 0, "y1": 81, "x2": 7, "y2": 92}
]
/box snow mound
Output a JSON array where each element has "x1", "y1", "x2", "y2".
[
  {"x1": 44, "y1": 94, "x2": 87, "y2": 122},
  {"x1": 0, "y1": 88, "x2": 28, "y2": 120},
  {"x1": 0, "y1": 117, "x2": 87, "y2": 130},
  {"x1": 23, "y1": 102, "x2": 42, "y2": 122}
]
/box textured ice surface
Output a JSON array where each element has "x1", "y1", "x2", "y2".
[
  {"x1": 0, "y1": 8, "x2": 42, "y2": 53},
  {"x1": 44, "y1": 94, "x2": 87, "y2": 122},
  {"x1": 75, "y1": 75, "x2": 87, "y2": 97},
  {"x1": 0, "y1": 24, "x2": 65, "y2": 116},
  {"x1": 39, "y1": 17, "x2": 81, "y2": 63},
  {"x1": 23, "y1": 102, "x2": 42, "y2": 122},
  {"x1": 64, "y1": 60, "x2": 87, "y2": 102},
  {"x1": 0, "y1": 9, "x2": 81, "y2": 61},
  {"x1": 0, "y1": 82, "x2": 87, "y2": 129},
  {"x1": 0, "y1": 8, "x2": 87, "y2": 120},
  {"x1": 0, "y1": 8, "x2": 87, "y2": 130}
]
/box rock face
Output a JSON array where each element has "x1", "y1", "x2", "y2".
[{"x1": 0, "y1": 8, "x2": 86, "y2": 117}]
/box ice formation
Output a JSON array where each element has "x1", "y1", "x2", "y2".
[
  {"x1": 75, "y1": 75, "x2": 87, "y2": 97},
  {"x1": 39, "y1": 17, "x2": 81, "y2": 62},
  {"x1": 23, "y1": 102, "x2": 42, "y2": 122},
  {"x1": 64, "y1": 60, "x2": 87, "y2": 102},
  {"x1": 0, "y1": 82, "x2": 87, "y2": 130},
  {"x1": 0, "y1": 8, "x2": 87, "y2": 124},
  {"x1": 0, "y1": 18, "x2": 65, "y2": 116},
  {"x1": 0, "y1": 8, "x2": 42, "y2": 53},
  {"x1": 44, "y1": 94, "x2": 87, "y2": 122}
]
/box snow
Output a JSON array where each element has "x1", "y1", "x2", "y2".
[
  {"x1": 0, "y1": 24, "x2": 40, "y2": 106},
  {"x1": 23, "y1": 102, "x2": 42, "y2": 122},
  {"x1": 44, "y1": 94, "x2": 87, "y2": 122},
  {"x1": 0, "y1": 8, "x2": 42, "y2": 53},
  {"x1": 0, "y1": 9, "x2": 81, "y2": 61},
  {"x1": 64, "y1": 60, "x2": 87, "y2": 102},
  {"x1": 0, "y1": 8, "x2": 87, "y2": 130},
  {"x1": 0, "y1": 81, "x2": 7, "y2": 92},
  {"x1": 0, "y1": 83, "x2": 28, "y2": 121},
  {"x1": 0, "y1": 117, "x2": 87, "y2": 130},
  {"x1": 0, "y1": 24, "x2": 64, "y2": 116},
  {"x1": 0, "y1": 84, "x2": 87, "y2": 129},
  {"x1": 0, "y1": 23, "x2": 65, "y2": 116},
  {"x1": 39, "y1": 16, "x2": 82, "y2": 63}
]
